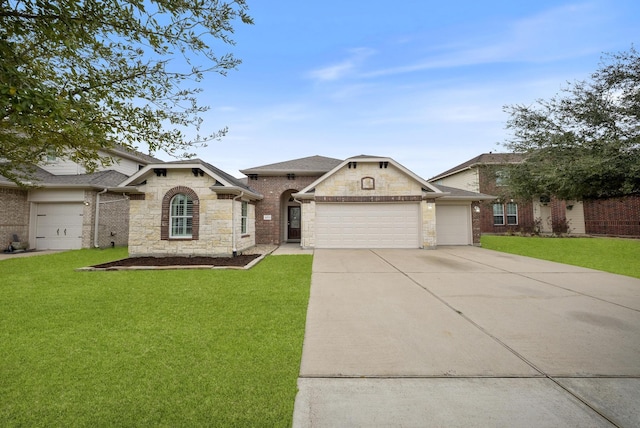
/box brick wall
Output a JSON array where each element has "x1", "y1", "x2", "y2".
[
  {"x1": 0, "y1": 188, "x2": 29, "y2": 246},
  {"x1": 96, "y1": 192, "x2": 130, "y2": 247},
  {"x1": 248, "y1": 175, "x2": 321, "y2": 245},
  {"x1": 584, "y1": 195, "x2": 640, "y2": 237},
  {"x1": 477, "y1": 166, "x2": 536, "y2": 234}
]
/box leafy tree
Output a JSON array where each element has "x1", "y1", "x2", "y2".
[
  {"x1": 1, "y1": 0, "x2": 252, "y2": 184},
  {"x1": 503, "y1": 47, "x2": 640, "y2": 200}
]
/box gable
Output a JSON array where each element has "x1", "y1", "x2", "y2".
[
  {"x1": 431, "y1": 168, "x2": 479, "y2": 193},
  {"x1": 314, "y1": 162, "x2": 424, "y2": 197}
]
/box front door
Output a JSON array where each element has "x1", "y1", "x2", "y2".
[{"x1": 288, "y1": 206, "x2": 301, "y2": 241}]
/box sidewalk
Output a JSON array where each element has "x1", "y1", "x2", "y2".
[{"x1": 0, "y1": 250, "x2": 62, "y2": 260}]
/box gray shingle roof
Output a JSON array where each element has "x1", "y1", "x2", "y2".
[
  {"x1": 429, "y1": 153, "x2": 524, "y2": 181},
  {"x1": 0, "y1": 165, "x2": 128, "y2": 188},
  {"x1": 430, "y1": 183, "x2": 496, "y2": 199},
  {"x1": 159, "y1": 159, "x2": 260, "y2": 195},
  {"x1": 110, "y1": 144, "x2": 163, "y2": 164},
  {"x1": 240, "y1": 155, "x2": 343, "y2": 175}
]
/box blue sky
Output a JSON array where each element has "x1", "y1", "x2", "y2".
[{"x1": 156, "y1": 0, "x2": 638, "y2": 179}]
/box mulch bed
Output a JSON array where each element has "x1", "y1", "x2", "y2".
[{"x1": 92, "y1": 254, "x2": 261, "y2": 269}]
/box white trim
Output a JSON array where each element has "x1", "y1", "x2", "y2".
[{"x1": 297, "y1": 157, "x2": 444, "y2": 196}]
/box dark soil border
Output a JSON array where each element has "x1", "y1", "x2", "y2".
[{"x1": 78, "y1": 254, "x2": 262, "y2": 271}]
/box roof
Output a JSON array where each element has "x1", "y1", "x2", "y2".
[
  {"x1": 110, "y1": 144, "x2": 163, "y2": 164},
  {"x1": 430, "y1": 183, "x2": 496, "y2": 200},
  {"x1": 0, "y1": 165, "x2": 128, "y2": 188},
  {"x1": 119, "y1": 158, "x2": 262, "y2": 199},
  {"x1": 165, "y1": 159, "x2": 257, "y2": 192},
  {"x1": 429, "y1": 153, "x2": 524, "y2": 181},
  {"x1": 240, "y1": 155, "x2": 343, "y2": 176}
]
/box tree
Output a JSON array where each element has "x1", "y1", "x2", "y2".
[
  {"x1": 1, "y1": 0, "x2": 252, "y2": 184},
  {"x1": 502, "y1": 47, "x2": 640, "y2": 200}
]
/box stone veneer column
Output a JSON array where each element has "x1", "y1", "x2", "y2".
[{"x1": 422, "y1": 199, "x2": 436, "y2": 249}]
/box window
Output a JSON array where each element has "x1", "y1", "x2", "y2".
[
  {"x1": 46, "y1": 148, "x2": 57, "y2": 162},
  {"x1": 241, "y1": 201, "x2": 248, "y2": 234},
  {"x1": 493, "y1": 203, "x2": 518, "y2": 226},
  {"x1": 506, "y1": 202, "x2": 518, "y2": 225},
  {"x1": 493, "y1": 203, "x2": 504, "y2": 225},
  {"x1": 161, "y1": 187, "x2": 199, "y2": 240},
  {"x1": 495, "y1": 169, "x2": 508, "y2": 186},
  {"x1": 170, "y1": 194, "x2": 193, "y2": 238}
]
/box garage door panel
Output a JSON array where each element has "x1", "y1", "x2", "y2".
[
  {"x1": 35, "y1": 203, "x2": 84, "y2": 250},
  {"x1": 316, "y1": 203, "x2": 420, "y2": 249},
  {"x1": 436, "y1": 205, "x2": 471, "y2": 245}
]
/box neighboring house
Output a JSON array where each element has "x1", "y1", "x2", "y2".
[
  {"x1": 429, "y1": 153, "x2": 640, "y2": 237},
  {"x1": 0, "y1": 146, "x2": 160, "y2": 250},
  {"x1": 243, "y1": 155, "x2": 494, "y2": 249},
  {"x1": 118, "y1": 159, "x2": 262, "y2": 257}
]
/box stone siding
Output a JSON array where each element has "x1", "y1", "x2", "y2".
[
  {"x1": 421, "y1": 200, "x2": 437, "y2": 248},
  {"x1": 128, "y1": 170, "x2": 255, "y2": 256},
  {"x1": 315, "y1": 163, "x2": 423, "y2": 197},
  {"x1": 302, "y1": 163, "x2": 434, "y2": 249},
  {"x1": 300, "y1": 200, "x2": 315, "y2": 249}
]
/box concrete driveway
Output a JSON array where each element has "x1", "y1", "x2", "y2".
[{"x1": 293, "y1": 247, "x2": 640, "y2": 427}]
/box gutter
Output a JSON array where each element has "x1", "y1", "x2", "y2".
[
  {"x1": 93, "y1": 188, "x2": 108, "y2": 248},
  {"x1": 232, "y1": 192, "x2": 244, "y2": 257},
  {"x1": 210, "y1": 185, "x2": 262, "y2": 201}
]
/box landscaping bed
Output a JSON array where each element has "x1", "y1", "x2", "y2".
[{"x1": 90, "y1": 254, "x2": 261, "y2": 269}]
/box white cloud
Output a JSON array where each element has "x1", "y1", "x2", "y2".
[
  {"x1": 360, "y1": 2, "x2": 609, "y2": 79},
  {"x1": 307, "y1": 47, "x2": 376, "y2": 82}
]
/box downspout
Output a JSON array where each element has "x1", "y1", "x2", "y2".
[
  {"x1": 93, "y1": 188, "x2": 108, "y2": 248},
  {"x1": 232, "y1": 192, "x2": 244, "y2": 257}
]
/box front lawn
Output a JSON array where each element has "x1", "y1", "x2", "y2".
[
  {"x1": 481, "y1": 235, "x2": 640, "y2": 279},
  {"x1": 0, "y1": 248, "x2": 312, "y2": 426}
]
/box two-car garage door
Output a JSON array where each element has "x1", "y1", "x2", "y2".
[
  {"x1": 314, "y1": 202, "x2": 472, "y2": 248},
  {"x1": 315, "y1": 203, "x2": 420, "y2": 248}
]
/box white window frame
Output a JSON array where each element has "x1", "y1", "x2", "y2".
[
  {"x1": 506, "y1": 202, "x2": 518, "y2": 225},
  {"x1": 170, "y1": 194, "x2": 193, "y2": 238},
  {"x1": 241, "y1": 201, "x2": 248, "y2": 234},
  {"x1": 493, "y1": 203, "x2": 505, "y2": 225}
]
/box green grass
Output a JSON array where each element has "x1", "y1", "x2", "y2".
[
  {"x1": 481, "y1": 235, "x2": 640, "y2": 279},
  {"x1": 0, "y1": 248, "x2": 312, "y2": 427}
]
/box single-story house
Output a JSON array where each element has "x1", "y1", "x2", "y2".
[{"x1": 240, "y1": 155, "x2": 495, "y2": 250}]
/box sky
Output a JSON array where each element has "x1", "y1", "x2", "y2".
[{"x1": 152, "y1": 0, "x2": 639, "y2": 180}]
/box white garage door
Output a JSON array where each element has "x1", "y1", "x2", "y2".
[
  {"x1": 436, "y1": 205, "x2": 471, "y2": 245},
  {"x1": 316, "y1": 203, "x2": 420, "y2": 248},
  {"x1": 35, "y1": 203, "x2": 84, "y2": 250}
]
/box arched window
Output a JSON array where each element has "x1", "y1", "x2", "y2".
[
  {"x1": 161, "y1": 186, "x2": 199, "y2": 240},
  {"x1": 170, "y1": 194, "x2": 193, "y2": 238}
]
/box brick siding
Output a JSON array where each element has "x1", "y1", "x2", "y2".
[
  {"x1": 247, "y1": 175, "x2": 321, "y2": 245},
  {"x1": 584, "y1": 195, "x2": 640, "y2": 237},
  {"x1": 477, "y1": 166, "x2": 536, "y2": 234},
  {"x1": 0, "y1": 188, "x2": 29, "y2": 246},
  {"x1": 96, "y1": 192, "x2": 131, "y2": 247}
]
